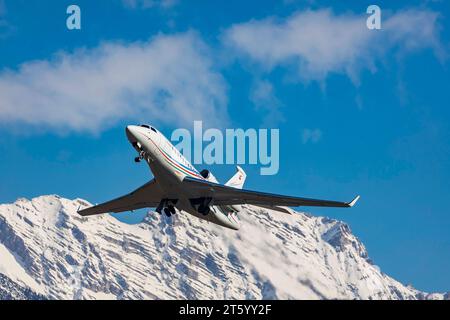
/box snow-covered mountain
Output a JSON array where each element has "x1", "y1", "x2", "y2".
[{"x1": 0, "y1": 195, "x2": 446, "y2": 300}]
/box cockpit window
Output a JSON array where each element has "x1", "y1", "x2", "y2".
[{"x1": 139, "y1": 124, "x2": 157, "y2": 132}]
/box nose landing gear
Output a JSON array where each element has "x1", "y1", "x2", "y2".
[{"x1": 134, "y1": 151, "x2": 145, "y2": 163}]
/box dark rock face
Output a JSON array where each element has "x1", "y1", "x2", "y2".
[{"x1": 0, "y1": 274, "x2": 45, "y2": 300}]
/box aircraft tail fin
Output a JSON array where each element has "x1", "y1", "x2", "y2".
[{"x1": 225, "y1": 166, "x2": 247, "y2": 189}]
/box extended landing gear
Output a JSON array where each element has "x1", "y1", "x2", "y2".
[
  {"x1": 134, "y1": 151, "x2": 145, "y2": 163},
  {"x1": 198, "y1": 204, "x2": 210, "y2": 216},
  {"x1": 163, "y1": 207, "x2": 171, "y2": 217},
  {"x1": 157, "y1": 199, "x2": 177, "y2": 217},
  {"x1": 190, "y1": 197, "x2": 212, "y2": 216},
  {"x1": 163, "y1": 205, "x2": 176, "y2": 217}
]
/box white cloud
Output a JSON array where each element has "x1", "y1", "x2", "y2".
[
  {"x1": 223, "y1": 8, "x2": 446, "y2": 83},
  {"x1": 302, "y1": 128, "x2": 322, "y2": 144},
  {"x1": 0, "y1": 32, "x2": 228, "y2": 133},
  {"x1": 249, "y1": 79, "x2": 284, "y2": 126}
]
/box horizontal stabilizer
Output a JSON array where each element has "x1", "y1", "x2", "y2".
[{"x1": 256, "y1": 204, "x2": 295, "y2": 215}]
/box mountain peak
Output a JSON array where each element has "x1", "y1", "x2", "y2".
[
  {"x1": 0, "y1": 195, "x2": 446, "y2": 300},
  {"x1": 320, "y1": 218, "x2": 370, "y2": 262}
]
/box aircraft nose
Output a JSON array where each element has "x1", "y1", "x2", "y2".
[{"x1": 126, "y1": 125, "x2": 139, "y2": 142}]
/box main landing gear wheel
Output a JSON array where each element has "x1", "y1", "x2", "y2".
[
  {"x1": 198, "y1": 205, "x2": 210, "y2": 216},
  {"x1": 163, "y1": 207, "x2": 171, "y2": 217},
  {"x1": 134, "y1": 156, "x2": 141, "y2": 163}
]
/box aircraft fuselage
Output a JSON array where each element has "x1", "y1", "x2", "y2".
[{"x1": 125, "y1": 125, "x2": 240, "y2": 230}]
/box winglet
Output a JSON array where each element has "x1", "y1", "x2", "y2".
[{"x1": 348, "y1": 195, "x2": 360, "y2": 207}]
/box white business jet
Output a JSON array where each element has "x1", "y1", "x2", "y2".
[{"x1": 78, "y1": 125, "x2": 360, "y2": 230}]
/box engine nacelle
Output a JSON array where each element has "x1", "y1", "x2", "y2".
[{"x1": 199, "y1": 169, "x2": 219, "y2": 183}]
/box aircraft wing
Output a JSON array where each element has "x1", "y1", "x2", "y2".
[
  {"x1": 77, "y1": 179, "x2": 163, "y2": 216},
  {"x1": 183, "y1": 176, "x2": 359, "y2": 210}
]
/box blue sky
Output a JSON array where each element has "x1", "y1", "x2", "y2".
[{"x1": 1, "y1": 0, "x2": 450, "y2": 292}]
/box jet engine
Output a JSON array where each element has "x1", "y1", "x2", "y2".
[{"x1": 200, "y1": 169, "x2": 219, "y2": 183}]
